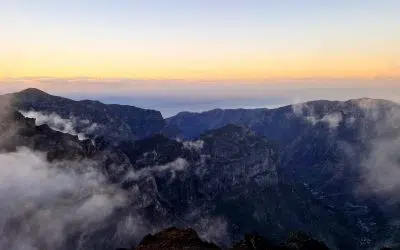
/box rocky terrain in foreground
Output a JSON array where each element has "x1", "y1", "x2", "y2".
[{"x1": 118, "y1": 227, "x2": 330, "y2": 250}]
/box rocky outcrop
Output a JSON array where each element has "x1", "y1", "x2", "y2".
[
  {"x1": 118, "y1": 227, "x2": 330, "y2": 250},
  {"x1": 134, "y1": 228, "x2": 220, "y2": 250}
]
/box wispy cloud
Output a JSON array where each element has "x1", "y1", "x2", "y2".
[
  {"x1": 19, "y1": 110, "x2": 99, "y2": 140},
  {"x1": 182, "y1": 140, "x2": 204, "y2": 151},
  {"x1": 292, "y1": 102, "x2": 343, "y2": 129},
  {"x1": 124, "y1": 158, "x2": 189, "y2": 182}
]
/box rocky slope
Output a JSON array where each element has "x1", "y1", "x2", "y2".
[{"x1": 167, "y1": 98, "x2": 400, "y2": 248}]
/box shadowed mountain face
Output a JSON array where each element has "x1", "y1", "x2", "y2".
[
  {"x1": 1, "y1": 89, "x2": 400, "y2": 249},
  {"x1": 167, "y1": 97, "x2": 400, "y2": 248},
  {"x1": 0, "y1": 88, "x2": 165, "y2": 141},
  {"x1": 166, "y1": 98, "x2": 400, "y2": 202}
]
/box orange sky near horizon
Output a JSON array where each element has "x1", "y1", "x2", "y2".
[{"x1": 1, "y1": 53, "x2": 399, "y2": 80}]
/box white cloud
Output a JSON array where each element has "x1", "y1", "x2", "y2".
[
  {"x1": 182, "y1": 140, "x2": 204, "y2": 151},
  {"x1": 321, "y1": 112, "x2": 343, "y2": 129},
  {"x1": 19, "y1": 110, "x2": 99, "y2": 140},
  {"x1": 361, "y1": 136, "x2": 400, "y2": 200},
  {"x1": 0, "y1": 147, "x2": 127, "y2": 250},
  {"x1": 125, "y1": 157, "x2": 189, "y2": 182},
  {"x1": 357, "y1": 105, "x2": 400, "y2": 203},
  {"x1": 292, "y1": 102, "x2": 343, "y2": 129}
]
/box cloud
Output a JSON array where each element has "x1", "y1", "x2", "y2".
[
  {"x1": 361, "y1": 136, "x2": 400, "y2": 200},
  {"x1": 292, "y1": 102, "x2": 343, "y2": 129},
  {"x1": 19, "y1": 110, "x2": 99, "y2": 140},
  {"x1": 353, "y1": 101, "x2": 400, "y2": 203},
  {"x1": 194, "y1": 217, "x2": 230, "y2": 247},
  {"x1": 124, "y1": 157, "x2": 189, "y2": 182},
  {"x1": 0, "y1": 144, "x2": 194, "y2": 249},
  {"x1": 182, "y1": 140, "x2": 204, "y2": 151},
  {"x1": 0, "y1": 147, "x2": 127, "y2": 250},
  {"x1": 320, "y1": 112, "x2": 343, "y2": 129}
]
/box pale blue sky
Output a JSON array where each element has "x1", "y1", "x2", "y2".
[{"x1": 2, "y1": 0, "x2": 399, "y2": 78}]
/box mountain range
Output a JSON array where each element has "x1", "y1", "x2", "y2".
[{"x1": 0, "y1": 88, "x2": 399, "y2": 250}]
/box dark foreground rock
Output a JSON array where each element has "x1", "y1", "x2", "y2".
[
  {"x1": 134, "y1": 228, "x2": 220, "y2": 250},
  {"x1": 119, "y1": 227, "x2": 330, "y2": 250}
]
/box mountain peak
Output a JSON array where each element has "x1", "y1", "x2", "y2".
[{"x1": 18, "y1": 88, "x2": 50, "y2": 96}]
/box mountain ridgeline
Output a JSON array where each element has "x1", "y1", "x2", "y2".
[
  {"x1": 0, "y1": 88, "x2": 399, "y2": 250},
  {"x1": 1, "y1": 88, "x2": 165, "y2": 141}
]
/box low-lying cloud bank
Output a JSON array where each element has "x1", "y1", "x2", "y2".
[
  {"x1": 0, "y1": 145, "x2": 228, "y2": 249},
  {"x1": 0, "y1": 147, "x2": 127, "y2": 250}
]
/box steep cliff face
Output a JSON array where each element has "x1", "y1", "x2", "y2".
[
  {"x1": 112, "y1": 125, "x2": 283, "y2": 240},
  {"x1": 94, "y1": 124, "x2": 370, "y2": 249},
  {"x1": 199, "y1": 124, "x2": 279, "y2": 192}
]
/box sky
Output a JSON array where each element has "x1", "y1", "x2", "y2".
[{"x1": 1, "y1": 0, "x2": 399, "y2": 116}]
